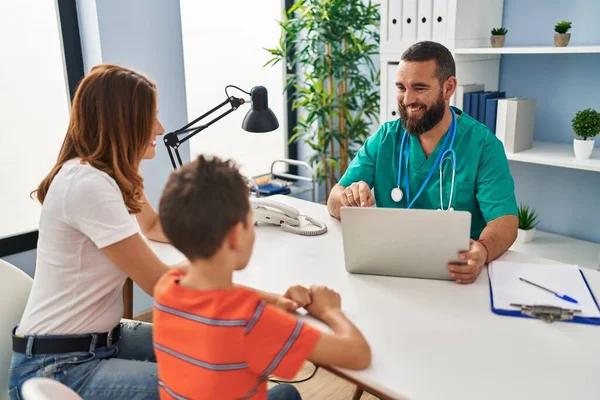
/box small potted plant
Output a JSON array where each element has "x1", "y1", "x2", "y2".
[
  {"x1": 554, "y1": 20, "x2": 572, "y2": 47},
  {"x1": 517, "y1": 204, "x2": 538, "y2": 244},
  {"x1": 490, "y1": 27, "x2": 507, "y2": 48},
  {"x1": 572, "y1": 108, "x2": 600, "y2": 159}
]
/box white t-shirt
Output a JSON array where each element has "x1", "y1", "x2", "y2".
[{"x1": 17, "y1": 159, "x2": 140, "y2": 335}]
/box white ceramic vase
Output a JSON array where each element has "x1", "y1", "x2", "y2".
[
  {"x1": 573, "y1": 138, "x2": 595, "y2": 159},
  {"x1": 517, "y1": 228, "x2": 536, "y2": 244}
]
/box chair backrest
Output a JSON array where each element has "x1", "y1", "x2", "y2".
[
  {"x1": 21, "y1": 378, "x2": 82, "y2": 400},
  {"x1": 0, "y1": 259, "x2": 33, "y2": 400}
]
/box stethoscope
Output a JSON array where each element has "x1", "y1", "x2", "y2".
[{"x1": 390, "y1": 107, "x2": 457, "y2": 211}]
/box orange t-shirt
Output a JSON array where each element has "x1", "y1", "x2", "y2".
[{"x1": 152, "y1": 269, "x2": 321, "y2": 400}]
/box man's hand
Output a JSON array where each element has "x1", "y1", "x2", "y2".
[
  {"x1": 340, "y1": 181, "x2": 375, "y2": 208},
  {"x1": 447, "y1": 239, "x2": 488, "y2": 284},
  {"x1": 306, "y1": 285, "x2": 342, "y2": 321},
  {"x1": 274, "y1": 285, "x2": 312, "y2": 312}
]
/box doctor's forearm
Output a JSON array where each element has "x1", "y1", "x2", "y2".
[
  {"x1": 479, "y1": 215, "x2": 518, "y2": 262},
  {"x1": 327, "y1": 185, "x2": 346, "y2": 219}
]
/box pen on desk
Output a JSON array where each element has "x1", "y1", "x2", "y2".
[{"x1": 518, "y1": 277, "x2": 579, "y2": 304}]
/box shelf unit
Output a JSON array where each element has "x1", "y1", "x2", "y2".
[
  {"x1": 510, "y1": 231, "x2": 599, "y2": 271},
  {"x1": 453, "y1": 45, "x2": 600, "y2": 55},
  {"x1": 506, "y1": 141, "x2": 600, "y2": 172},
  {"x1": 379, "y1": 0, "x2": 600, "y2": 263}
]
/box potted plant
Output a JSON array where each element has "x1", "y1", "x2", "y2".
[
  {"x1": 490, "y1": 27, "x2": 507, "y2": 48},
  {"x1": 517, "y1": 204, "x2": 538, "y2": 244},
  {"x1": 554, "y1": 20, "x2": 572, "y2": 47},
  {"x1": 572, "y1": 108, "x2": 600, "y2": 159},
  {"x1": 264, "y1": 0, "x2": 380, "y2": 200}
]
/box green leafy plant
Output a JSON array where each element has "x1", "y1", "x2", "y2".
[
  {"x1": 518, "y1": 204, "x2": 539, "y2": 231},
  {"x1": 572, "y1": 108, "x2": 600, "y2": 140},
  {"x1": 264, "y1": 0, "x2": 380, "y2": 198},
  {"x1": 491, "y1": 27, "x2": 507, "y2": 36},
  {"x1": 554, "y1": 20, "x2": 572, "y2": 34}
]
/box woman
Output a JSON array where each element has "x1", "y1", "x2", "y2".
[{"x1": 8, "y1": 64, "x2": 302, "y2": 400}]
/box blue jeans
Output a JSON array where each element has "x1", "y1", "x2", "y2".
[
  {"x1": 9, "y1": 320, "x2": 302, "y2": 400},
  {"x1": 8, "y1": 320, "x2": 157, "y2": 400}
]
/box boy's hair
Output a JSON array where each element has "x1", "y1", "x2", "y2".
[
  {"x1": 159, "y1": 155, "x2": 250, "y2": 260},
  {"x1": 401, "y1": 41, "x2": 456, "y2": 83}
]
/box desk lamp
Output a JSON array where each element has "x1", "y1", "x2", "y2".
[{"x1": 163, "y1": 85, "x2": 279, "y2": 169}]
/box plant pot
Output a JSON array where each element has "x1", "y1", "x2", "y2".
[
  {"x1": 573, "y1": 138, "x2": 595, "y2": 159},
  {"x1": 554, "y1": 33, "x2": 570, "y2": 47},
  {"x1": 517, "y1": 228, "x2": 536, "y2": 244},
  {"x1": 490, "y1": 35, "x2": 505, "y2": 48}
]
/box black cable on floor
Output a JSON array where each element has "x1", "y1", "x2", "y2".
[{"x1": 268, "y1": 363, "x2": 319, "y2": 384}]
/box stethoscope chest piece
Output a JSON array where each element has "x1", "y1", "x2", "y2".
[{"x1": 391, "y1": 187, "x2": 403, "y2": 203}]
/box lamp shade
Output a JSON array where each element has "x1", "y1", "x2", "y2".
[{"x1": 241, "y1": 86, "x2": 279, "y2": 133}]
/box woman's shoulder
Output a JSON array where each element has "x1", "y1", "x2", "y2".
[{"x1": 58, "y1": 159, "x2": 122, "y2": 204}]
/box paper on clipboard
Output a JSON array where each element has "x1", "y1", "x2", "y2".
[{"x1": 488, "y1": 261, "x2": 600, "y2": 318}]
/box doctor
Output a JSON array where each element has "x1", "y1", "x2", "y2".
[{"x1": 328, "y1": 41, "x2": 518, "y2": 284}]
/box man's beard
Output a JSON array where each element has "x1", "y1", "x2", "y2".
[{"x1": 398, "y1": 94, "x2": 446, "y2": 136}]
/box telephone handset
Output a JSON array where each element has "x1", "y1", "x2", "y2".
[{"x1": 250, "y1": 198, "x2": 327, "y2": 236}]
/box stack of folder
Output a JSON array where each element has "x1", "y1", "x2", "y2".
[{"x1": 456, "y1": 84, "x2": 536, "y2": 154}]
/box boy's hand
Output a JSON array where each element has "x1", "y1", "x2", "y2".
[
  {"x1": 285, "y1": 285, "x2": 312, "y2": 308},
  {"x1": 274, "y1": 285, "x2": 312, "y2": 312},
  {"x1": 306, "y1": 285, "x2": 341, "y2": 321}
]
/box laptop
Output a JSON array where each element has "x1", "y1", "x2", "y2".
[{"x1": 340, "y1": 207, "x2": 472, "y2": 280}]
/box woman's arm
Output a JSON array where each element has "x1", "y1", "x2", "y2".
[
  {"x1": 102, "y1": 233, "x2": 171, "y2": 295},
  {"x1": 136, "y1": 193, "x2": 169, "y2": 243}
]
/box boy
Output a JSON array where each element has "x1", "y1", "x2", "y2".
[{"x1": 154, "y1": 155, "x2": 371, "y2": 400}]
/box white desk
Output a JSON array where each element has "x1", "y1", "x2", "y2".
[{"x1": 148, "y1": 196, "x2": 600, "y2": 400}]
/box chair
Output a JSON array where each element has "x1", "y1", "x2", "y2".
[
  {"x1": 21, "y1": 378, "x2": 82, "y2": 400},
  {"x1": 0, "y1": 259, "x2": 33, "y2": 400}
]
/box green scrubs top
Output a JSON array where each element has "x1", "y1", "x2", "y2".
[{"x1": 339, "y1": 107, "x2": 518, "y2": 239}]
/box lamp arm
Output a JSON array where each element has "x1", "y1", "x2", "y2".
[{"x1": 163, "y1": 96, "x2": 245, "y2": 168}]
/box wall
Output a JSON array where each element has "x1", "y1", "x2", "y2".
[
  {"x1": 76, "y1": 0, "x2": 189, "y2": 313},
  {"x1": 179, "y1": 0, "x2": 287, "y2": 178},
  {"x1": 500, "y1": 0, "x2": 600, "y2": 242}
]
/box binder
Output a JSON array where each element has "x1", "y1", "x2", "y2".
[
  {"x1": 417, "y1": 0, "x2": 433, "y2": 41},
  {"x1": 484, "y1": 97, "x2": 502, "y2": 133},
  {"x1": 488, "y1": 261, "x2": 600, "y2": 325},
  {"x1": 453, "y1": 83, "x2": 483, "y2": 110},
  {"x1": 463, "y1": 90, "x2": 484, "y2": 116},
  {"x1": 477, "y1": 91, "x2": 505, "y2": 124},
  {"x1": 402, "y1": 0, "x2": 417, "y2": 42},
  {"x1": 496, "y1": 98, "x2": 536, "y2": 153},
  {"x1": 431, "y1": 0, "x2": 448, "y2": 42},
  {"x1": 468, "y1": 91, "x2": 488, "y2": 120},
  {"x1": 387, "y1": 0, "x2": 402, "y2": 43},
  {"x1": 387, "y1": 63, "x2": 399, "y2": 120}
]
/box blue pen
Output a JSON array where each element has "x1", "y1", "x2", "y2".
[{"x1": 519, "y1": 277, "x2": 579, "y2": 304}]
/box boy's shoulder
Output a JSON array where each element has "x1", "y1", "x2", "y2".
[{"x1": 153, "y1": 270, "x2": 264, "y2": 320}]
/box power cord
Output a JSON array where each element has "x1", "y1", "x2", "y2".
[{"x1": 268, "y1": 363, "x2": 319, "y2": 384}]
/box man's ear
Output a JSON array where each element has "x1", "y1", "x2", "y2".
[{"x1": 443, "y1": 76, "x2": 457, "y2": 101}]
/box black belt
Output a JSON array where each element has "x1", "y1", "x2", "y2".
[{"x1": 12, "y1": 324, "x2": 121, "y2": 355}]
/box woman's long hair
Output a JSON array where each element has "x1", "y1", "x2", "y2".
[{"x1": 33, "y1": 64, "x2": 157, "y2": 214}]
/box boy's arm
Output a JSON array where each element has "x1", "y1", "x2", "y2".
[
  {"x1": 235, "y1": 284, "x2": 306, "y2": 312},
  {"x1": 306, "y1": 286, "x2": 371, "y2": 370}
]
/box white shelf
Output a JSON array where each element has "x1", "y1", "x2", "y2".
[
  {"x1": 506, "y1": 141, "x2": 600, "y2": 172},
  {"x1": 453, "y1": 45, "x2": 600, "y2": 55},
  {"x1": 510, "y1": 231, "x2": 599, "y2": 271}
]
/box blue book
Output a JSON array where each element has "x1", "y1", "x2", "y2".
[
  {"x1": 464, "y1": 91, "x2": 484, "y2": 117},
  {"x1": 484, "y1": 98, "x2": 502, "y2": 133},
  {"x1": 478, "y1": 91, "x2": 505, "y2": 124},
  {"x1": 469, "y1": 91, "x2": 489, "y2": 121}
]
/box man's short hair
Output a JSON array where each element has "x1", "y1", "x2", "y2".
[
  {"x1": 401, "y1": 41, "x2": 456, "y2": 83},
  {"x1": 159, "y1": 155, "x2": 250, "y2": 260}
]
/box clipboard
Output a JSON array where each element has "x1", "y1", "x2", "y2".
[{"x1": 488, "y1": 264, "x2": 600, "y2": 325}]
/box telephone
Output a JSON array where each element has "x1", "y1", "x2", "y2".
[{"x1": 250, "y1": 198, "x2": 327, "y2": 236}]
